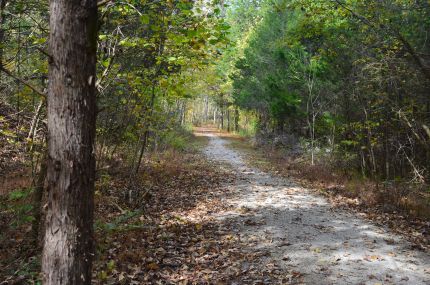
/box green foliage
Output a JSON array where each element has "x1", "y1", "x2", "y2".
[
  {"x1": 158, "y1": 126, "x2": 206, "y2": 152},
  {"x1": 6, "y1": 188, "x2": 35, "y2": 227},
  {"x1": 8, "y1": 188, "x2": 32, "y2": 201},
  {"x1": 10, "y1": 257, "x2": 41, "y2": 284},
  {"x1": 161, "y1": 130, "x2": 189, "y2": 152},
  {"x1": 221, "y1": 0, "x2": 430, "y2": 181},
  {"x1": 94, "y1": 0, "x2": 230, "y2": 169},
  {"x1": 96, "y1": 210, "x2": 144, "y2": 233}
]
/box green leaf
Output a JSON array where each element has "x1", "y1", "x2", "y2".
[{"x1": 140, "y1": 14, "x2": 150, "y2": 25}]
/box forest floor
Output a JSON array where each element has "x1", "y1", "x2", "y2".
[
  {"x1": 194, "y1": 126, "x2": 430, "y2": 285},
  {"x1": 1, "y1": 127, "x2": 430, "y2": 284}
]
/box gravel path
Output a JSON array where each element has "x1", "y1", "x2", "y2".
[{"x1": 202, "y1": 132, "x2": 430, "y2": 285}]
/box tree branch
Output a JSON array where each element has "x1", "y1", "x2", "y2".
[
  {"x1": 36, "y1": 47, "x2": 52, "y2": 60},
  {"x1": 333, "y1": 0, "x2": 430, "y2": 81},
  {"x1": 97, "y1": 0, "x2": 112, "y2": 7},
  {"x1": 0, "y1": 65, "x2": 45, "y2": 97}
]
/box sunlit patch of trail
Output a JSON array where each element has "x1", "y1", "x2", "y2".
[{"x1": 197, "y1": 127, "x2": 430, "y2": 285}]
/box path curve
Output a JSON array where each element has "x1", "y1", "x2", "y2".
[{"x1": 200, "y1": 130, "x2": 430, "y2": 285}]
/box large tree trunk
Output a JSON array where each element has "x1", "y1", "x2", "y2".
[{"x1": 42, "y1": 0, "x2": 97, "y2": 284}]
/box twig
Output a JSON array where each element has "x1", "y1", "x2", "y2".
[
  {"x1": 0, "y1": 66, "x2": 45, "y2": 97},
  {"x1": 35, "y1": 47, "x2": 52, "y2": 60},
  {"x1": 108, "y1": 197, "x2": 126, "y2": 214},
  {"x1": 97, "y1": 0, "x2": 112, "y2": 7},
  {"x1": 332, "y1": 0, "x2": 430, "y2": 81}
]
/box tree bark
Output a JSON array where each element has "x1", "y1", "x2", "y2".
[
  {"x1": 227, "y1": 108, "x2": 230, "y2": 132},
  {"x1": 234, "y1": 106, "x2": 239, "y2": 132},
  {"x1": 42, "y1": 0, "x2": 97, "y2": 284},
  {"x1": 204, "y1": 95, "x2": 208, "y2": 122},
  {"x1": 32, "y1": 152, "x2": 47, "y2": 247},
  {"x1": 0, "y1": 0, "x2": 8, "y2": 91},
  {"x1": 221, "y1": 108, "x2": 224, "y2": 129},
  {"x1": 0, "y1": 0, "x2": 6, "y2": 61},
  {"x1": 213, "y1": 107, "x2": 217, "y2": 125},
  {"x1": 28, "y1": 100, "x2": 44, "y2": 145},
  {"x1": 134, "y1": 83, "x2": 156, "y2": 175}
]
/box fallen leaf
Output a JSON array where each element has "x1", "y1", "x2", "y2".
[{"x1": 146, "y1": 262, "x2": 160, "y2": 270}]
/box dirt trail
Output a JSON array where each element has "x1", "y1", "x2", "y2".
[{"x1": 198, "y1": 129, "x2": 430, "y2": 285}]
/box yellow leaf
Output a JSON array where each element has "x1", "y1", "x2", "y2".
[
  {"x1": 147, "y1": 262, "x2": 160, "y2": 270},
  {"x1": 98, "y1": 270, "x2": 107, "y2": 280}
]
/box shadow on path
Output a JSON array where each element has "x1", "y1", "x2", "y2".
[{"x1": 199, "y1": 127, "x2": 430, "y2": 285}]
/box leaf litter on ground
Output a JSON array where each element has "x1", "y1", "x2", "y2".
[{"x1": 92, "y1": 151, "x2": 293, "y2": 284}]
